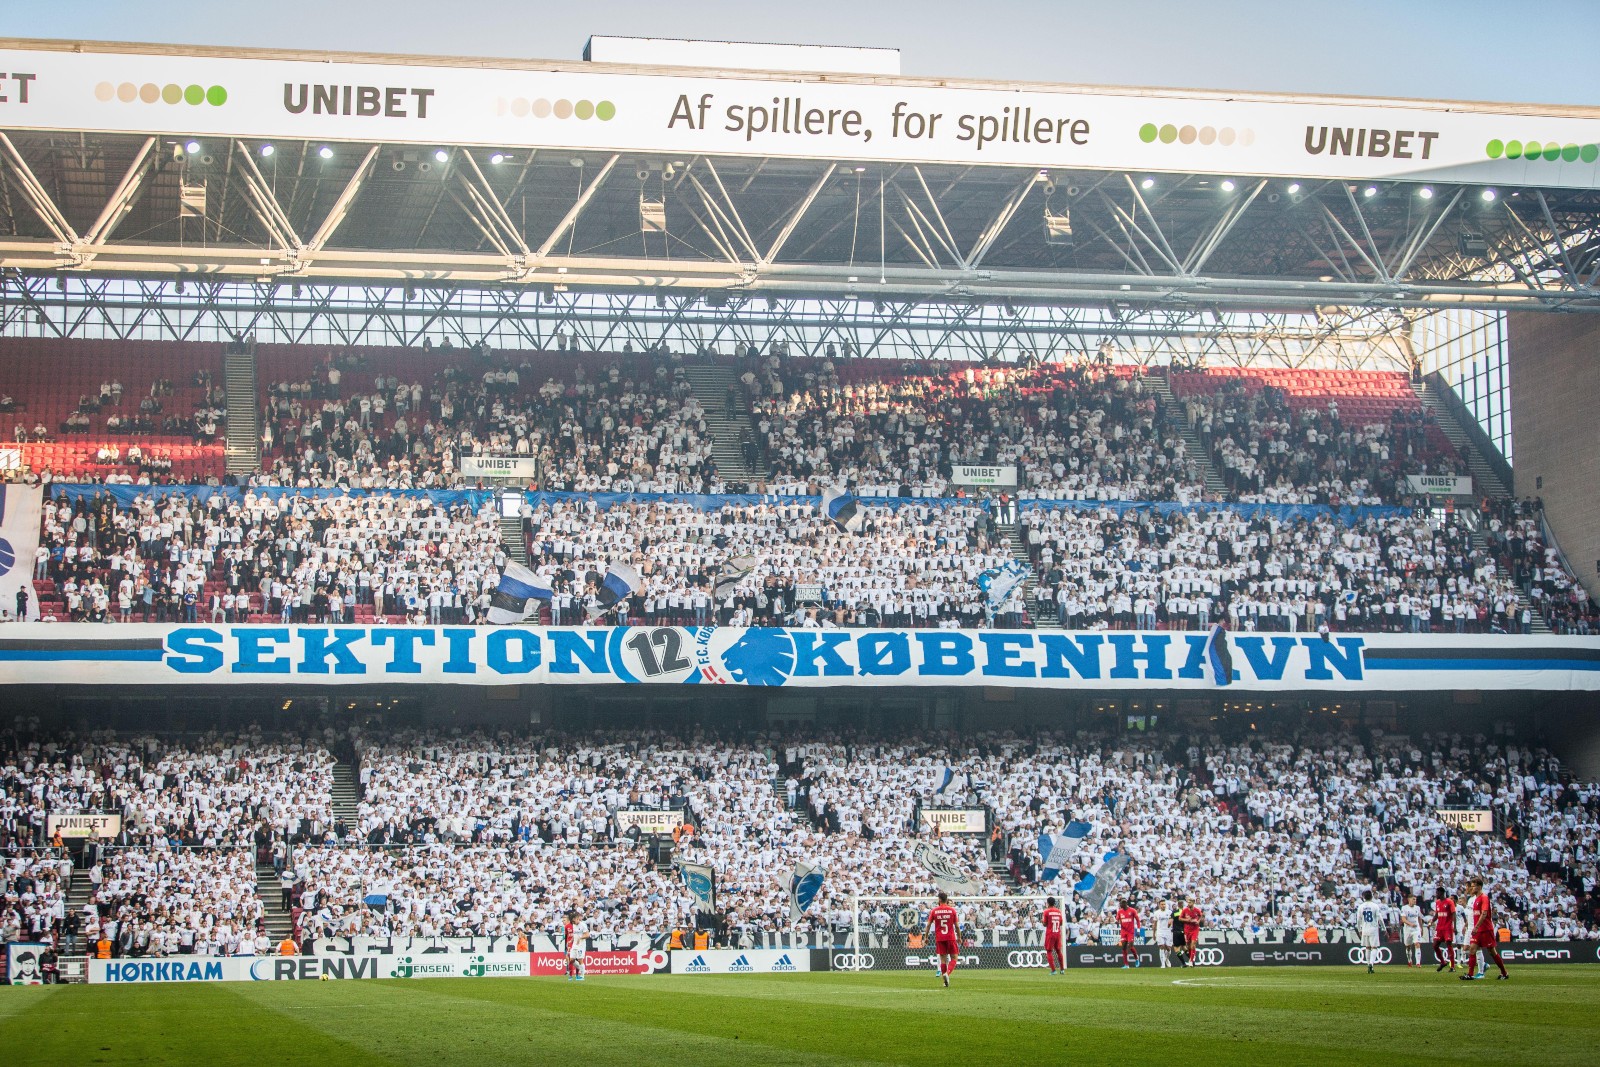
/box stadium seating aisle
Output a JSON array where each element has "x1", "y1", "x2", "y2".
[{"x1": 7, "y1": 724, "x2": 1594, "y2": 955}]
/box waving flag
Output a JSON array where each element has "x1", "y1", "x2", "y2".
[
  {"x1": 1038, "y1": 821, "x2": 1092, "y2": 882},
  {"x1": 820, "y1": 488, "x2": 864, "y2": 534},
  {"x1": 976, "y1": 560, "x2": 1029, "y2": 609},
  {"x1": 487, "y1": 561, "x2": 552, "y2": 625},
  {"x1": 1080, "y1": 851, "x2": 1131, "y2": 915},
  {"x1": 596, "y1": 562, "x2": 640, "y2": 611},
  {"x1": 712, "y1": 556, "x2": 757, "y2": 601},
  {"x1": 789, "y1": 861, "x2": 825, "y2": 923},
  {"x1": 679, "y1": 861, "x2": 717, "y2": 915},
  {"x1": 1205, "y1": 623, "x2": 1233, "y2": 686},
  {"x1": 913, "y1": 842, "x2": 981, "y2": 897},
  {"x1": 0, "y1": 484, "x2": 42, "y2": 622},
  {"x1": 932, "y1": 767, "x2": 958, "y2": 796}
]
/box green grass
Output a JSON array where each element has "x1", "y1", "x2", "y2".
[{"x1": 4, "y1": 967, "x2": 1599, "y2": 1066}]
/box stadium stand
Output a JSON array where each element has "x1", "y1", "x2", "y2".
[
  {"x1": 0, "y1": 338, "x2": 227, "y2": 484},
  {"x1": 8, "y1": 724, "x2": 1595, "y2": 955}
]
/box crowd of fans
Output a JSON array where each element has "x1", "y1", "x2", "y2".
[
  {"x1": 8, "y1": 721, "x2": 1595, "y2": 958},
  {"x1": 256, "y1": 348, "x2": 742, "y2": 493},
  {"x1": 1018, "y1": 504, "x2": 1533, "y2": 633},
  {"x1": 1478, "y1": 497, "x2": 1598, "y2": 635},
  {"x1": 1172, "y1": 376, "x2": 1464, "y2": 506},
  {"x1": 746, "y1": 357, "x2": 1204, "y2": 501}
]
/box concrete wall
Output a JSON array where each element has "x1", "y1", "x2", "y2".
[{"x1": 1507, "y1": 312, "x2": 1600, "y2": 598}]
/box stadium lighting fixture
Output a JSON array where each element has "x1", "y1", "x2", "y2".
[
  {"x1": 259, "y1": 144, "x2": 274, "y2": 158},
  {"x1": 318, "y1": 145, "x2": 333, "y2": 159},
  {"x1": 433, "y1": 149, "x2": 449, "y2": 163},
  {"x1": 184, "y1": 140, "x2": 201, "y2": 155},
  {"x1": 1220, "y1": 179, "x2": 1236, "y2": 192},
  {"x1": 1481, "y1": 188, "x2": 1497, "y2": 202},
  {"x1": 1140, "y1": 177, "x2": 1155, "y2": 190},
  {"x1": 854, "y1": 166, "x2": 866, "y2": 173},
  {"x1": 1418, "y1": 186, "x2": 1434, "y2": 199},
  {"x1": 1287, "y1": 182, "x2": 1301, "y2": 194},
  {"x1": 1363, "y1": 186, "x2": 1378, "y2": 198},
  {"x1": 489, "y1": 153, "x2": 506, "y2": 164}
]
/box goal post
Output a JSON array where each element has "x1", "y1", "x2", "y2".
[{"x1": 846, "y1": 893, "x2": 1061, "y2": 972}]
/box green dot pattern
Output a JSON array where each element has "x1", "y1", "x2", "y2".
[
  {"x1": 507, "y1": 98, "x2": 617, "y2": 121},
  {"x1": 97, "y1": 81, "x2": 228, "y2": 106},
  {"x1": 1490, "y1": 137, "x2": 1597, "y2": 163},
  {"x1": 1142, "y1": 121, "x2": 1253, "y2": 148}
]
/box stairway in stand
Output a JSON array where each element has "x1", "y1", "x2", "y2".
[
  {"x1": 1149, "y1": 370, "x2": 1227, "y2": 497},
  {"x1": 498, "y1": 515, "x2": 529, "y2": 567},
  {"x1": 681, "y1": 363, "x2": 766, "y2": 486},
  {"x1": 1005, "y1": 524, "x2": 1051, "y2": 626},
  {"x1": 255, "y1": 862, "x2": 294, "y2": 944},
  {"x1": 223, "y1": 342, "x2": 261, "y2": 476},
  {"x1": 332, "y1": 761, "x2": 361, "y2": 835},
  {"x1": 1412, "y1": 378, "x2": 1513, "y2": 500}
]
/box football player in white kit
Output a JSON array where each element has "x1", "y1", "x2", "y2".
[
  {"x1": 1154, "y1": 902, "x2": 1174, "y2": 968},
  {"x1": 1399, "y1": 894, "x2": 1424, "y2": 967},
  {"x1": 1355, "y1": 889, "x2": 1385, "y2": 974}
]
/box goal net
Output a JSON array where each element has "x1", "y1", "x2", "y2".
[{"x1": 842, "y1": 894, "x2": 1058, "y2": 972}]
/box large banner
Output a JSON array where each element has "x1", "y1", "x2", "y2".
[
  {"x1": 5, "y1": 943, "x2": 47, "y2": 985},
  {"x1": 1437, "y1": 808, "x2": 1494, "y2": 833},
  {"x1": 2, "y1": 624, "x2": 1599, "y2": 692},
  {"x1": 1406, "y1": 474, "x2": 1474, "y2": 496},
  {"x1": 1, "y1": 42, "x2": 1597, "y2": 188},
  {"x1": 0, "y1": 484, "x2": 41, "y2": 622},
  {"x1": 46, "y1": 813, "x2": 122, "y2": 839},
  {"x1": 88, "y1": 951, "x2": 532, "y2": 984}
]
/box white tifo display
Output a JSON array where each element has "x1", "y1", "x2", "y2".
[{"x1": 1, "y1": 42, "x2": 1597, "y2": 187}]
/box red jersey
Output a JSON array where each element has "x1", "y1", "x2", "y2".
[
  {"x1": 1043, "y1": 907, "x2": 1064, "y2": 939},
  {"x1": 564, "y1": 922, "x2": 577, "y2": 953},
  {"x1": 928, "y1": 904, "x2": 961, "y2": 944},
  {"x1": 1470, "y1": 892, "x2": 1493, "y2": 938},
  {"x1": 1178, "y1": 904, "x2": 1202, "y2": 931},
  {"x1": 1116, "y1": 906, "x2": 1140, "y2": 940},
  {"x1": 1432, "y1": 897, "x2": 1456, "y2": 940}
]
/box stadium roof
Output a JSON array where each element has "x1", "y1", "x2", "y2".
[{"x1": 1, "y1": 37, "x2": 1597, "y2": 313}]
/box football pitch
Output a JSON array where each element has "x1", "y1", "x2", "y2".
[{"x1": 3, "y1": 967, "x2": 1597, "y2": 1066}]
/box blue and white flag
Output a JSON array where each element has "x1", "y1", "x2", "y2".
[
  {"x1": 680, "y1": 861, "x2": 716, "y2": 915},
  {"x1": 1205, "y1": 623, "x2": 1233, "y2": 687},
  {"x1": 0, "y1": 484, "x2": 41, "y2": 622},
  {"x1": 1038, "y1": 821, "x2": 1093, "y2": 882},
  {"x1": 1079, "y1": 851, "x2": 1131, "y2": 915},
  {"x1": 789, "y1": 861, "x2": 824, "y2": 923},
  {"x1": 976, "y1": 560, "x2": 1029, "y2": 610},
  {"x1": 820, "y1": 488, "x2": 864, "y2": 534},
  {"x1": 595, "y1": 562, "x2": 640, "y2": 611},
  {"x1": 711, "y1": 556, "x2": 757, "y2": 601},
  {"x1": 486, "y1": 561, "x2": 552, "y2": 625},
  {"x1": 932, "y1": 767, "x2": 958, "y2": 796}
]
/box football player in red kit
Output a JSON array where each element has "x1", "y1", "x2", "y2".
[
  {"x1": 1431, "y1": 885, "x2": 1457, "y2": 972},
  {"x1": 1461, "y1": 877, "x2": 1509, "y2": 981},
  {"x1": 1042, "y1": 895, "x2": 1066, "y2": 975},
  {"x1": 926, "y1": 891, "x2": 962, "y2": 988},
  {"x1": 1116, "y1": 903, "x2": 1141, "y2": 968},
  {"x1": 1178, "y1": 901, "x2": 1203, "y2": 965}
]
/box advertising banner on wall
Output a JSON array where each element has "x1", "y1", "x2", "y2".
[
  {"x1": 88, "y1": 951, "x2": 533, "y2": 983},
  {"x1": 672, "y1": 949, "x2": 810, "y2": 974},
  {"x1": 1, "y1": 42, "x2": 1597, "y2": 189},
  {"x1": 950, "y1": 465, "x2": 1019, "y2": 488},
  {"x1": 917, "y1": 808, "x2": 989, "y2": 834},
  {"x1": 613, "y1": 809, "x2": 685, "y2": 836},
  {"x1": 45, "y1": 813, "x2": 122, "y2": 839},
  {"x1": 1406, "y1": 474, "x2": 1474, "y2": 495},
  {"x1": 460, "y1": 456, "x2": 539, "y2": 481},
  {"x1": 1436, "y1": 808, "x2": 1494, "y2": 833},
  {"x1": 3, "y1": 624, "x2": 1600, "y2": 692}
]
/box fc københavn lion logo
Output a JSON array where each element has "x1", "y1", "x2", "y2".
[{"x1": 720, "y1": 628, "x2": 795, "y2": 686}]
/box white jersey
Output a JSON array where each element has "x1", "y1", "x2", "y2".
[
  {"x1": 1154, "y1": 914, "x2": 1173, "y2": 945},
  {"x1": 1355, "y1": 901, "x2": 1383, "y2": 933},
  {"x1": 1399, "y1": 904, "x2": 1422, "y2": 942}
]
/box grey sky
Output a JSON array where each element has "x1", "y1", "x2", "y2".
[{"x1": 9, "y1": 0, "x2": 1600, "y2": 106}]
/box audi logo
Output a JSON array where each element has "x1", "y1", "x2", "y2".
[
  {"x1": 1007, "y1": 951, "x2": 1049, "y2": 968},
  {"x1": 832, "y1": 954, "x2": 876, "y2": 971},
  {"x1": 1191, "y1": 948, "x2": 1225, "y2": 967},
  {"x1": 1346, "y1": 946, "x2": 1392, "y2": 965}
]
